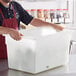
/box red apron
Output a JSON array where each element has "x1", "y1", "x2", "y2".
[{"x1": 0, "y1": 5, "x2": 18, "y2": 59}]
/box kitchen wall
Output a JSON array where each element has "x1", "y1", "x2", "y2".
[
  {"x1": 73, "y1": 0, "x2": 76, "y2": 25},
  {"x1": 16, "y1": 0, "x2": 67, "y2": 9},
  {"x1": 16, "y1": 0, "x2": 73, "y2": 25}
]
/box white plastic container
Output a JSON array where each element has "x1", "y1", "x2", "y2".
[
  {"x1": 6, "y1": 27, "x2": 71, "y2": 74},
  {"x1": 70, "y1": 42, "x2": 76, "y2": 54}
]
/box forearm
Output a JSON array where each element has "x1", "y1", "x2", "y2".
[
  {"x1": 0, "y1": 26, "x2": 12, "y2": 35},
  {"x1": 30, "y1": 18, "x2": 64, "y2": 30},
  {"x1": 30, "y1": 18, "x2": 51, "y2": 27}
]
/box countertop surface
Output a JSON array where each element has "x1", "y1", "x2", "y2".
[{"x1": 0, "y1": 55, "x2": 76, "y2": 76}]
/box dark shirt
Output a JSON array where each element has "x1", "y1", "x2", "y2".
[{"x1": 0, "y1": 1, "x2": 33, "y2": 29}]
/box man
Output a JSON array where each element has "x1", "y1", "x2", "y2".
[{"x1": 0, "y1": 0, "x2": 64, "y2": 59}]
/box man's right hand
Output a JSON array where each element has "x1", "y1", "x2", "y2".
[
  {"x1": 9, "y1": 29, "x2": 23, "y2": 41},
  {"x1": 0, "y1": 26, "x2": 23, "y2": 40}
]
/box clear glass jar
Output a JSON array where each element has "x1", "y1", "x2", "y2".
[
  {"x1": 62, "y1": 9, "x2": 69, "y2": 24},
  {"x1": 50, "y1": 9, "x2": 56, "y2": 23},
  {"x1": 31, "y1": 9, "x2": 37, "y2": 18},
  {"x1": 37, "y1": 9, "x2": 44, "y2": 19},
  {"x1": 55, "y1": 9, "x2": 62, "y2": 24},
  {"x1": 44, "y1": 9, "x2": 50, "y2": 21}
]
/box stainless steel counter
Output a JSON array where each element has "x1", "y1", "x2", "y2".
[{"x1": 0, "y1": 55, "x2": 76, "y2": 76}]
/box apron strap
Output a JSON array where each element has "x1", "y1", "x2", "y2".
[
  {"x1": 11, "y1": 4, "x2": 17, "y2": 19},
  {"x1": 0, "y1": 8, "x2": 5, "y2": 19}
]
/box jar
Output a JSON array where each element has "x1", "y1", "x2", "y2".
[
  {"x1": 50, "y1": 9, "x2": 55, "y2": 23},
  {"x1": 62, "y1": 9, "x2": 69, "y2": 24},
  {"x1": 37, "y1": 9, "x2": 44, "y2": 19},
  {"x1": 31, "y1": 9, "x2": 37, "y2": 18},
  {"x1": 56, "y1": 9, "x2": 62, "y2": 24},
  {"x1": 44, "y1": 9, "x2": 50, "y2": 21}
]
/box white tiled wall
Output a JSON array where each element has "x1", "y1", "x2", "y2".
[
  {"x1": 16, "y1": 0, "x2": 67, "y2": 9},
  {"x1": 16, "y1": 0, "x2": 73, "y2": 24}
]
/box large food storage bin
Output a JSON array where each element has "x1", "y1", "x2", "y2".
[{"x1": 5, "y1": 27, "x2": 71, "y2": 74}]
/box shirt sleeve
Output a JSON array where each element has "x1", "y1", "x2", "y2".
[
  {"x1": 0, "y1": 14, "x2": 3, "y2": 26},
  {"x1": 13, "y1": 1, "x2": 34, "y2": 25},
  {"x1": 20, "y1": 10, "x2": 33, "y2": 25}
]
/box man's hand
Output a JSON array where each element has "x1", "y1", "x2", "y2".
[
  {"x1": 0, "y1": 26, "x2": 23, "y2": 40},
  {"x1": 53, "y1": 25, "x2": 64, "y2": 31},
  {"x1": 9, "y1": 29, "x2": 23, "y2": 41},
  {"x1": 20, "y1": 24, "x2": 26, "y2": 29}
]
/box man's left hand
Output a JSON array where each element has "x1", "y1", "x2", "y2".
[{"x1": 20, "y1": 24, "x2": 26, "y2": 29}]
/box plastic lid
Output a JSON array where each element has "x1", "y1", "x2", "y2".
[
  {"x1": 44, "y1": 9, "x2": 49, "y2": 11},
  {"x1": 37, "y1": 9, "x2": 43, "y2": 11},
  {"x1": 50, "y1": 9, "x2": 56, "y2": 11},
  {"x1": 56, "y1": 9, "x2": 62, "y2": 11},
  {"x1": 25, "y1": 9, "x2": 31, "y2": 11},
  {"x1": 31, "y1": 9, "x2": 36, "y2": 11},
  {"x1": 63, "y1": 9, "x2": 68, "y2": 11}
]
